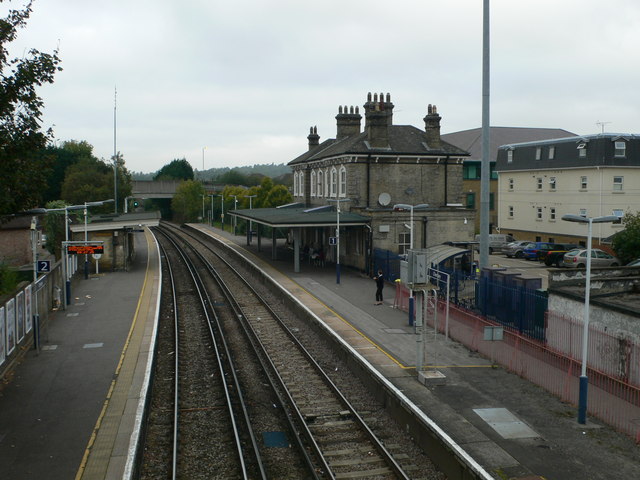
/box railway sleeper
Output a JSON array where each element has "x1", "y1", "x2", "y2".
[
  {"x1": 303, "y1": 410, "x2": 352, "y2": 422},
  {"x1": 329, "y1": 456, "x2": 387, "y2": 468},
  {"x1": 333, "y1": 466, "x2": 394, "y2": 479}
]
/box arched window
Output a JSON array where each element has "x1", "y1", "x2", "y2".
[
  {"x1": 339, "y1": 166, "x2": 347, "y2": 197},
  {"x1": 325, "y1": 168, "x2": 330, "y2": 197},
  {"x1": 310, "y1": 170, "x2": 316, "y2": 197},
  {"x1": 330, "y1": 167, "x2": 337, "y2": 197},
  {"x1": 317, "y1": 170, "x2": 323, "y2": 197},
  {"x1": 299, "y1": 171, "x2": 304, "y2": 197},
  {"x1": 293, "y1": 171, "x2": 298, "y2": 196}
]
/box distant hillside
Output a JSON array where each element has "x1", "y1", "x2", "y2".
[{"x1": 131, "y1": 163, "x2": 291, "y2": 181}]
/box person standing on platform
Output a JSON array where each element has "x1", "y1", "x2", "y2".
[{"x1": 374, "y1": 269, "x2": 385, "y2": 305}]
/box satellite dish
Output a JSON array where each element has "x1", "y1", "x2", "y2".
[{"x1": 378, "y1": 192, "x2": 391, "y2": 206}]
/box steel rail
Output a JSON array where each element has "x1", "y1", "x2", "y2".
[
  {"x1": 177, "y1": 223, "x2": 411, "y2": 479},
  {"x1": 156, "y1": 226, "x2": 265, "y2": 479}
]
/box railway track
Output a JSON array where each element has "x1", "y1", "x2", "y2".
[
  {"x1": 150, "y1": 222, "x2": 443, "y2": 479},
  {"x1": 139, "y1": 227, "x2": 266, "y2": 479}
]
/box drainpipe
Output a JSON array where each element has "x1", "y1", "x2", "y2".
[{"x1": 443, "y1": 156, "x2": 449, "y2": 205}]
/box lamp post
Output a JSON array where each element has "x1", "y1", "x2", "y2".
[
  {"x1": 393, "y1": 203, "x2": 429, "y2": 325},
  {"x1": 230, "y1": 194, "x2": 238, "y2": 236},
  {"x1": 201, "y1": 146, "x2": 207, "y2": 180},
  {"x1": 208, "y1": 194, "x2": 215, "y2": 226},
  {"x1": 327, "y1": 198, "x2": 351, "y2": 284},
  {"x1": 83, "y1": 199, "x2": 114, "y2": 279},
  {"x1": 562, "y1": 213, "x2": 618, "y2": 424},
  {"x1": 216, "y1": 194, "x2": 224, "y2": 231},
  {"x1": 244, "y1": 194, "x2": 257, "y2": 244},
  {"x1": 201, "y1": 194, "x2": 206, "y2": 222}
]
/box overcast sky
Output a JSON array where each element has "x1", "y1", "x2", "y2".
[{"x1": 7, "y1": 0, "x2": 640, "y2": 173}]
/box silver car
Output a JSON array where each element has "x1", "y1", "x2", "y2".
[
  {"x1": 503, "y1": 240, "x2": 532, "y2": 258},
  {"x1": 562, "y1": 249, "x2": 620, "y2": 269}
]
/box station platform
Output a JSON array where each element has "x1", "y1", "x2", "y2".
[{"x1": 1, "y1": 224, "x2": 638, "y2": 480}]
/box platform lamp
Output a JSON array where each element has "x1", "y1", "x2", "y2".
[
  {"x1": 230, "y1": 195, "x2": 238, "y2": 236},
  {"x1": 561, "y1": 213, "x2": 618, "y2": 424},
  {"x1": 83, "y1": 199, "x2": 114, "y2": 280},
  {"x1": 393, "y1": 203, "x2": 429, "y2": 326},
  {"x1": 327, "y1": 198, "x2": 351, "y2": 284},
  {"x1": 208, "y1": 194, "x2": 215, "y2": 226},
  {"x1": 244, "y1": 194, "x2": 257, "y2": 244}
]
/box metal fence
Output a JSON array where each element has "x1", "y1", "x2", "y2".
[
  {"x1": 1, "y1": 259, "x2": 67, "y2": 379},
  {"x1": 401, "y1": 284, "x2": 640, "y2": 442}
]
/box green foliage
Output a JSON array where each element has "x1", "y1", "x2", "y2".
[
  {"x1": 59, "y1": 152, "x2": 132, "y2": 212},
  {"x1": 612, "y1": 211, "x2": 640, "y2": 264},
  {"x1": 42, "y1": 140, "x2": 95, "y2": 203},
  {"x1": 43, "y1": 200, "x2": 67, "y2": 257},
  {"x1": 0, "y1": 1, "x2": 62, "y2": 215},
  {"x1": 216, "y1": 169, "x2": 249, "y2": 186},
  {"x1": 0, "y1": 262, "x2": 19, "y2": 295},
  {"x1": 171, "y1": 180, "x2": 205, "y2": 223},
  {"x1": 154, "y1": 158, "x2": 194, "y2": 181}
]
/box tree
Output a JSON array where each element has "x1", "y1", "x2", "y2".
[
  {"x1": 42, "y1": 140, "x2": 95, "y2": 203},
  {"x1": 171, "y1": 180, "x2": 204, "y2": 223},
  {"x1": 0, "y1": 1, "x2": 62, "y2": 215},
  {"x1": 154, "y1": 158, "x2": 194, "y2": 181},
  {"x1": 612, "y1": 211, "x2": 640, "y2": 264}
]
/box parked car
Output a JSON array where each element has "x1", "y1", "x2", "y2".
[
  {"x1": 626, "y1": 258, "x2": 640, "y2": 267},
  {"x1": 503, "y1": 240, "x2": 531, "y2": 258},
  {"x1": 542, "y1": 243, "x2": 581, "y2": 267},
  {"x1": 522, "y1": 242, "x2": 556, "y2": 260},
  {"x1": 562, "y1": 249, "x2": 620, "y2": 268},
  {"x1": 473, "y1": 234, "x2": 515, "y2": 254}
]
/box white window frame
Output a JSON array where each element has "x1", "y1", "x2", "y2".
[
  {"x1": 317, "y1": 170, "x2": 323, "y2": 198},
  {"x1": 310, "y1": 170, "x2": 316, "y2": 197},
  {"x1": 293, "y1": 171, "x2": 299, "y2": 196},
  {"x1": 536, "y1": 177, "x2": 543, "y2": 190},
  {"x1": 339, "y1": 166, "x2": 347, "y2": 197},
  {"x1": 549, "y1": 176, "x2": 556, "y2": 190},
  {"x1": 536, "y1": 207, "x2": 543, "y2": 220},
  {"x1": 580, "y1": 176, "x2": 588, "y2": 190},
  {"x1": 577, "y1": 143, "x2": 587, "y2": 158},
  {"x1": 508, "y1": 178, "x2": 514, "y2": 191},
  {"x1": 579, "y1": 208, "x2": 587, "y2": 218},
  {"x1": 548, "y1": 146, "x2": 555, "y2": 160},
  {"x1": 550, "y1": 207, "x2": 556, "y2": 221},
  {"x1": 398, "y1": 232, "x2": 411, "y2": 255},
  {"x1": 613, "y1": 176, "x2": 624, "y2": 191},
  {"x1": 508, "y1": 206, "x2": 514, "y2": 218},
  {"x1": 612, "y1": 209, "x2": 624, "y2": 224},
  {"x1": 298, "y1": 171, "x2": 304, "y2": 197},
  {"x1": 614, "y1": 141, "x2": 626, "y2": 158},
  {"x1": 535, "y1": 147, "x2": 541, "y2": 160},
  {"x1": 324, "y1": 169, "x2": 329, "y2": 198},
  {"x1": 507, "y1": 149, "x2": 513, "y2": 163},
  {"x1": 330, "y1": 167, "x2": 337, "y2": 198}
]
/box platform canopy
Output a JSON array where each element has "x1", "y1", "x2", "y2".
[
  {"x1": 228, "y1": 206, "x2": 370, "y2": 228},
  {"x1": 70, "y1": 211, "x2": 161, "y2": 233}
]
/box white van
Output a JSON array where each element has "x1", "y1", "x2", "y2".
[{"x1": 474, "y1": 234, "x2": 515, "y2": 254}]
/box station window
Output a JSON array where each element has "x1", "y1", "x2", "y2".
[
  {"x1": 310, "y1": 171, "x2": 316, "y2": 197},
  {"x1": 317, "y1": 170, "x2": 323, "y2": 198},
  {"x1": 339, "y1": 166, "x2": 347, "y2": 197},
  {"x1": 330, "y1": 167, "x2": 337, "y2": 197},
  {"x1": 398, "y1": 232, "x2": 411, "y2": 255}
]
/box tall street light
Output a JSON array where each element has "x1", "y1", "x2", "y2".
[
  {"x1": 83, "y1": 199, "x2": 114, "y2": 279},
  {"x1": 327, "y1": 198, "x2": 351, "y2": 284},
  {"x1": 202, "y1": 146, "x2": 207, "y2": 180},
  {"x1": 208, "y1": 194, "x2": 215, "y2": 226},
  {"x1": 244, "y1": 194, "x2": 257, "y2": 244},
  {"x1": 230, "y1": 194, "x2": 238, "y2": 236},
  {"x1": 393, "y1": 203, "x2": 429, "y2": 326},
  {"x1": 562, "y1": 213, "x2": 618, "y2": 424}
]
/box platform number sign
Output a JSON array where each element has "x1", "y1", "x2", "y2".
[
  {"x1": 329, "y1": 237, "x2": 337, "y2": 246},
  {"x1": 37, "y1": 260, "x2": 51, "y2": 273}
]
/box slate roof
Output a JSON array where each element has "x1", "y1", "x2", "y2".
[
  {"x1": 441, "y1": 127, "x2": 577, "y2": 162},
  {"x1": 289, "y1": 125, "x2": 469, "y2": 166},
  {"x1": 229, "y1": 207, "x2": 370, "y2": 228}
]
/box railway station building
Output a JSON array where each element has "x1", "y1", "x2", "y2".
[{"x1": 232, "y1": 93, "x2": 476, "y2": 274}]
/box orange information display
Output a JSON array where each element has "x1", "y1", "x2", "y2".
[{"x1": 67, "y1": 245, "x2": 104, "y2": 255}]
